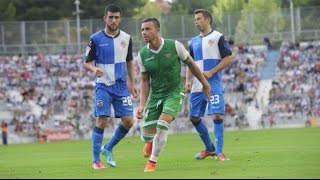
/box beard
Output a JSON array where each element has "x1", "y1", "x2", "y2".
[
  {"x1": 107, "y1": 24, "x2": 119, "y2": 32},
  {"x1": 196, "y1": 25, "x2": 203, "y2": 32},
  {"x1": 143, "y1": 36, "x2": 150, "y2": 42}
]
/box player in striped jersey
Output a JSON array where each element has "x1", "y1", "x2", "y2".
[
  {"x1": 84, "y1": 4, "x2": 138, "y2": 170},
  {"x1": 186, "y1": 9, "x2": 233, "y2": 161}
]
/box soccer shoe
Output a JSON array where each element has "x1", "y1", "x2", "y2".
[
  {"x1": 143, "y1": 142, "x2": 152, "y2": 158},
  {"x1": 92, "y1": 161, "x2": 106, "y2": 170},
  {"x1": 144, "y1": 161, "x2": 156, "y2": 172},
  {"x1": 216, "y1": 153, "x2": 230, "y2": 161},
  {"x1": 101, "y1": 147, "x2": 116, "y2": 167},
  {"x1": 194, "y1": 150, "x2": 216, "y2": 160}
]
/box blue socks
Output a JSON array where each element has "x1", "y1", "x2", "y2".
[
  {"x1": 104, "y1": 124, "x2": 129, "y2": 152},
  {"x1": 192, "y1": 119, "x2": 215, "y2": 152},
  {"x1": 92, "y1": 126, "x2": 104, "y2": 163},
  {"x1": 213, "y1": 119, "x2": 224, "y2": 155}
]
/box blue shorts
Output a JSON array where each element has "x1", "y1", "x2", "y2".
[
  {"x1": 94, "y1": 82, "x2": 133, "y2": 118},
  {"x1": 189, "y1": 92, "x2": 225, "y2": 117}
]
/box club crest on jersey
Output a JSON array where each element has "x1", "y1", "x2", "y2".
[
  {"x1": 164, "y1": 53, "x2": 171, "y2": 58},
  {"x1": 97, "y1": 100, "x2": 103, "y2": 108},
  {"x1": 208, "y1": 39, "x2": 214, "y2": 46},
  {"x1": 121, "y1": 41, "x2": 127, "y2": 48}
]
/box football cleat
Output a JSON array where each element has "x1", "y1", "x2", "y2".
[
  {"x1": 92, "y1": 161, "x2": 106, "y2": 170},
  {"x1": 144, "y1": 161, "x2": 156, "y2": 172},
  {"x1": 216, "y1": 153, "x2": 230, "y2": 161},
  {"x1": 143, "y1": 142, "x2": 153, "y2": 158},
  {"x1": 101, "y1": 147, "x2": 116, "y2": 167},
  {"x1": 194, "y1": 150, "x2": 216, "y2": 160}
]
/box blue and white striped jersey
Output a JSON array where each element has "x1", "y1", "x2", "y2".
[
  {"x1": 189, "y1": 30, "x2": 232, "y2": 93},
  {"x1": 85, "y1": 30, "x2": 133, "y2": 86}
]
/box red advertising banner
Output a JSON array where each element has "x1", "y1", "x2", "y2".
[{"x1": 43, "y1": 130, "x2": 72, "y2": 142}]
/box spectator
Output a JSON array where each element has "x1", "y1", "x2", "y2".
[
  {"x1": 1, "y1": 121, "x2": 8, "y2": 145},
  {"x1": 264, "y1": 37, "x2": 272, "y2": 50}
]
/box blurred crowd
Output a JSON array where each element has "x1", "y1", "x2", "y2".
[
  {"x1": 0, "y1": 53, "x2": 94, "y2": 139},
  {"x1": 0, "y1": 42, "x2": 269, "y2": 140},
  {"x1": 261, "y1": 41, "x2": 320, "y2": 127}
]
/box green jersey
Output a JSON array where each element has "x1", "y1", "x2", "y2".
[{"x1": 137, "y1": 38, "x2": 189, "y2": 99}]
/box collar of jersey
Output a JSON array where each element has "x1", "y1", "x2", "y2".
[
  {"x1": 102, "y1": 29, "x2": 120, "y2": 38},
  {"x1": 147, "y1": 37, "x2": 164, "y2": 54}
]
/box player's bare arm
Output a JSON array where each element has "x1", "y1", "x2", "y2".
[
  {"x1": 136, "y1": 72, "x2": 150, "y2": 119},
  {"x1": 84, "y1": 62, "x2": 104, "y2": 77},
  {"x1": 203, "y1": 55, "x2": 232, "y2": 79},
  {"x1": 185, "y1": 66, "x2": 193, "y2": 93},
  {"x1": 126, "y1": 60, "x2": 138, "y2": 98}
]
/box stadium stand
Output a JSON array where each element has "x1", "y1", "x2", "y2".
[
  {"x1": 1, "y1": 40, "x2": 319, "y2": 144},
  {"x1": 263, "y1": 41, "x2": 320, "y2": 128}
]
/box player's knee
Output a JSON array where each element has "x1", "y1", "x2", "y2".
[
  {"x1": 122, "y1": 121, "x2": 133, "y2": 129},
  {"x1": 156, "y1": 120, "x2": 170, "y2": 131},
  {"x1": 121, "y1": 117, "x2": 134, "y2": 129},
  {"x1": 140, "y1": 133, "x2": 155, "y2": 143},
  {"x1": 213, "y1": 114, "x2": 223, "y2": 120},
  {"x1": 190, "y1": 117, "x2": 201, "y2": 126},
  {"x1": 96, "y1": 116, "x2": 108, "y2": 128}
]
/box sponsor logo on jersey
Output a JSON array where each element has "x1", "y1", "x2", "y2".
[
  {"x1": 99, "y1": 43, "x2": 109, "y2": 47},
  {"x1": 145, "y1": 56, "x2": 154, "y2": 61}
]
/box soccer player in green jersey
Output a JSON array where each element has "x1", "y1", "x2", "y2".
[{"x1": 136, "y1": 17, "x2": 211, "y2": 172}]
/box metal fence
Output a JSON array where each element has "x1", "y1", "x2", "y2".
[{"x1": 0, "y1": 6, "x2": 319, "y2": 55}]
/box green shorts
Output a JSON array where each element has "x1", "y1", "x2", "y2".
[{"x1": 142, "y1": 91, "x2": 185, "y2": 129}]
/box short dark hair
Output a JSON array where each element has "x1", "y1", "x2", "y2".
[
  {"x1": 194, "y1": 9, "x2": 212, "y2": 25},
  {"x1": 105, "y1": 4, "x2": 122, "y2": 16},
  {"x1": 141, "y1": 17, "x2": 160, "y2": 28}
]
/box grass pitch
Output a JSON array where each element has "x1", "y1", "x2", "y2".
[{"x1": 1, "y1": 127, "x2": 320, "y2": 179}]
